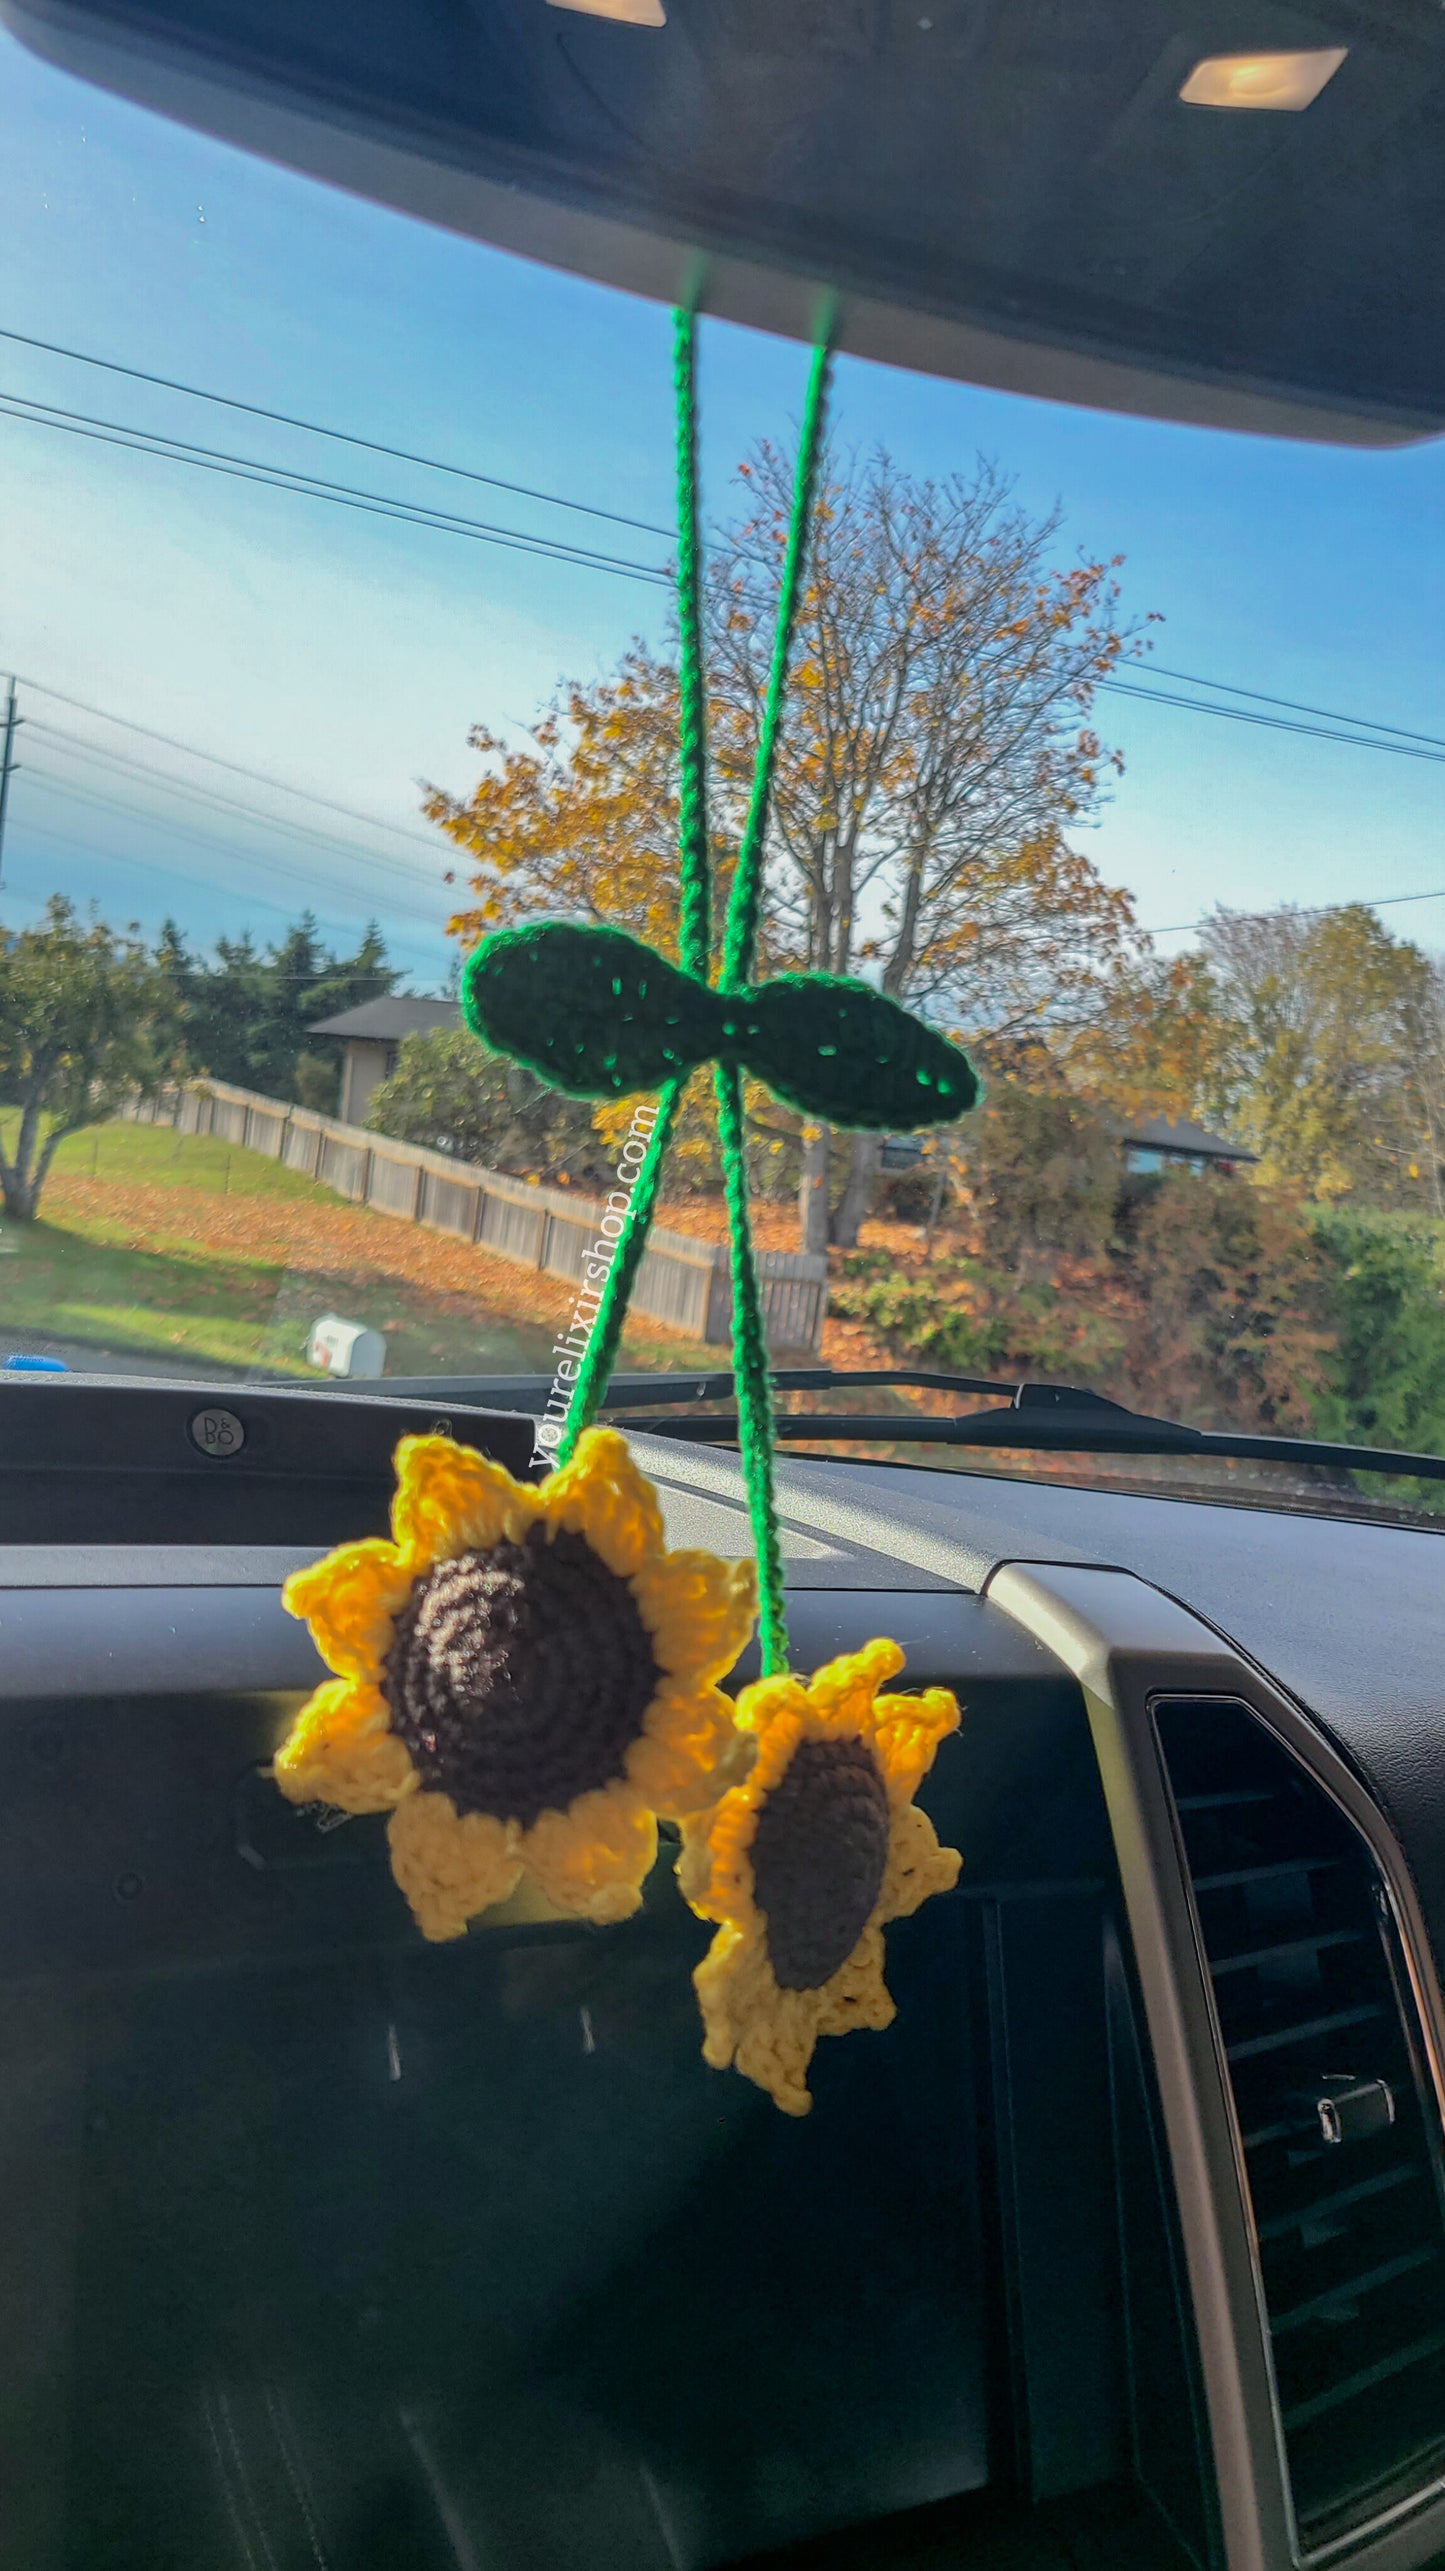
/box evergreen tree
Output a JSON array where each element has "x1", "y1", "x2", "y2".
[{"x1": 167, "y1": 913, "x2": 399, "y2": 1103}]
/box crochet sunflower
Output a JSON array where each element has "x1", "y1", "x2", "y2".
[
  {"x1": 678, "y1": 1639, "x2": 961, "y2": 2116},
  {"x1": 275, "y1": 1428, "x2": 757, "y2": 1941}
]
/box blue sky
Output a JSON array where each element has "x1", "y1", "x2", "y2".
[{"x1": 0, "y1": 23, "x2": 1442, "y2": 990}]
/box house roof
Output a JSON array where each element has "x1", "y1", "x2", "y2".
[
  {"x1": 309, "y1": 996, "x2": 461, "y2": 1041},
  {"x1": 1116, "y1": 1112, "x2": 1256, "y2": 1164}
]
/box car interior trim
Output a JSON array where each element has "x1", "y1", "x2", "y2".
[
  {"x1": 986, "y1": 1562, "x2": 1445, "y2": 2571},
  {"x1": 1, "y1": 0, "x2": 1427, "y2": 449}
]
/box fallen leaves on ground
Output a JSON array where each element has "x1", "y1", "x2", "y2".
[{"x1": 41, "y1": 1173, "x2": 683, "y2": 1348}]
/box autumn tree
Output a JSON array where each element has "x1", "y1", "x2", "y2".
[
  {"x1": 429, "y1": 445, "x2": 1160, "y2": 1251},
  {"x1": 706, "y1": 444, "x2": 1150, "y2": 1245},
  {"x1": 0, "y1": 899, "x2": 177, "y2": 1221},
  {"x1": 957, "y1": 1060, "x2": 1120, "y2": 1277},
  {"x1": 368, "y1": 1026, "x2": 608, "y2": 1184},
  {"x1": 428, "y1": 647, "x2": 714, "y2": 960},
  {"x1": 1201, "y1": 904, "x2": 1445, "y2": 1207},
  {"x1": 1064, "y1": 947, "x2": 1228, "y2": 1128},
  {"x1": 1117, "y1": 1171, "x2": 1335, "y2": 1434}
]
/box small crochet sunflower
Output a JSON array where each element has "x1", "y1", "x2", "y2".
[
  {"x1": 275, "y1": 1428, "x2": 756, "y2": 1941},
  {"x1": 678, "y1": 1639, "x2": 961, "y2": 2116}
]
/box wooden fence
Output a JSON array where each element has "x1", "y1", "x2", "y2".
[{"x1": 125, "y1": 1080, "x2": 828, "y2": 1353}]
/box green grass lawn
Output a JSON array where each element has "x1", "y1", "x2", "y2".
[
  {"x1": 6, "y1": 1116, "x2": 334, "y2": 1202},
  {"x1": 1, "y1": 1215, "x2": 310, "y2": 1372},
  {"x1": 0, "y1": 1116, "x2": 710, "y2": 1380}
]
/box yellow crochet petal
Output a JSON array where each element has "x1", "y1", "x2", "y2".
[
  {"x1": 734, "y1": 1989, "x2": 820, "y2": 2119},
  {"x1": 879, "y1": 1798, "x2": 962, "y2": 1920},
  {"x1": 684, "y1": 1635, "x2": 962, "y2": 2111},
  {"x1": 692, "y1": 1918, "x2": 771, "y2": 2068},
  {"x1": 273, "y1": 1679, "x2": 416, "y2": 1813},
  {"x1": 543, "y1": 1426, "x2": 666, "y2": 1580},
  {"x1": 805, "y1": 1637, "x2": 907, "y2": 1732},
  {"x1": 814, "y1": 1924, "x2": 895, "y2": 2037},
  {"x1": 283, "y1": 1541, "x2": 416, "y2": 1683},
  {"x1": 626, "y1": 1681, "x2": 747, "y2": 1817},
  {"x1": 731, "y1": 1669, "x2": 811, "y2": 1738},
  {"x1": 693, "y1": 1924, "x2": 823, "y2": 2116},
  {"x1": 694, "y1": 1919, "x2": 897, "y2": 2115},
  {"x1": 520, "y1": 1785, "x2": 658, "y2": 1925},
  {"x1": 390, "y1": 1434, "x2": 532, "y2": 1565},
  {"x1": 628, "y1": 1550, "x2": 757, "y2": 1684},
  {"x1": 678, "y1": 1707, "x2": 807, "y2": 1933},
  {"x1": 872, "y1": 1685, "x2": 962, "y2": 1804},
  {"x1": 387, "y1": 1791, "x2": 522, "y2": 1942},
  {"x1": 675, "y1": 1809, "x2": 720, "y2": 1916}
]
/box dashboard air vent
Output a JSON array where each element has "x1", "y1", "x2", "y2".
[{"x1": 1154, "y1": 1698, "x2": 1445, "y2": 2554}]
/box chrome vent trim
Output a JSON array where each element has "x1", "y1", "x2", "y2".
[
  {"x1": 986, "y1": 1562, "x2": 1445, "y2": 2571},
  {"x1": 1156, "y1": 1698, "x2": 1445, "y2": 2559}
]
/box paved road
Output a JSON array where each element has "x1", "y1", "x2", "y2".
[{"x1": 0, "y1": 1328, "x2": 254, "y2": 1382}]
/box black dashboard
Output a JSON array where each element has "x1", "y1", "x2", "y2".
[{"x1": 3, "y1": 1377, "x2": 1445, "y2": 2571}]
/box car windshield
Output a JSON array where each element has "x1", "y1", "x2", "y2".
[{"x1": 2, "y1": 25, "x2": 1443, "y2": 1527}]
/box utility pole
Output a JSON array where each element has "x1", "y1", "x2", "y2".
[{"x1": 0, "y1": 678, "x2": 19, "y2": 892}]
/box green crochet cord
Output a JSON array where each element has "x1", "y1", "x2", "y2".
[
  {"x1": 552, "y1": 1071, "x2": 684, "y2": 1454},
  {"x1": 715, "y1": 1055, "x2": 788, "y2": 1670},
  {"x1": 552, "y1": 307, "x2": 712, "y2": 1463},
  {"x1": 672, "y1": 307, "x2": 712, "y2": 988},
  {"x1": 713, "y1": 333, "x2": 831, "y2": 1672},
  {"x1": 554, "y1": 309, "x2": 833, "y2": 1680},
  {"x1": 723, "y1": 335, "x2": 831, "y2": 996}
]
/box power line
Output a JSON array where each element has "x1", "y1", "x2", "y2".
[
  {"x1": 0, "y1": 322, "x2": 673, "y2": 540},
  {"x1": 3, "y1": 812, "x2": 448, "y2": 968},
  {"x1": 17, "y1": 700, "x2": 1445, "y2": 966},
  {"x1": 1100, "y1": 676, "x2": 1445, "y2": 768},
  {"x1": 7, "y1": 678, "x2": 479, "y2": 948},
  {"x1": 25, "y1": 689, "x2": 1445, "y2": 956},
  {"x1": 38, "y1": 729, "x2": 1438, "y2": 966},
  {"x1": 27, "y1": 722, "x2": 452, "y2": 899},
  {"x1": 14, "y1": 676, "x2": 449, "y2": 858},
  {"x1": 21, "y1": 765, "x2": 452, "y2": 930},
  {"x1": 1144, "y1": 662, "x2": 1445, "y2": 757},
  {"x1": 5, "y1": 328, "x2": 1439, "y2": 769},
  {"x1": 19, "y1": 321, "x2": 1426, "y2": 760},
  {"x1": 13, "y1": 401, "x2": 1443, "y2": 781},
  {"x1": 20, "y1": 411, "x2": 1420, "y2": 745},
  {"x1": 1, "y1": 813, "x2": 447, "y2": 976},
  {"x1": 1145, "y1": 884, "x2": 1445, "y2": 938},
  {"x1": 1, "y1": 387, "x2": 669, "y2": 578},
  {"x1": 0, "y1": 392, "x2": 671, "y2": 587}
]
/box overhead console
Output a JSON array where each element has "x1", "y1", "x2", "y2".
[{"x1": 7, "y1": 0, "x2": 1444, "y2": 442}]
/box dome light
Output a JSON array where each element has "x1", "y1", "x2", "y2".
[
  {"x1": 1179, "y1": 47, "x2": 1347, "y2": 110},
  {"x1": 546, "y1": 0, "x2": 665, "y2": 21}
]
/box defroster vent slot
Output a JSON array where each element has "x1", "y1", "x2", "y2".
[{"x1": 1156, "y1": 1699, "x2": 1445, "y2": 2555}]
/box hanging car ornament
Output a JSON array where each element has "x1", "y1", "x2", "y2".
[{"x1": 275, "y1": 304, "x2": 978, "y2": 2111}]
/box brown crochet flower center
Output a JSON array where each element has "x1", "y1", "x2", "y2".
[
  {"x1": 750, "y1": 1735, "x2": 890, "y2": 1991},
  {"x1": 383, "y1": 1524, "x2": 660, "y2": 1829}
]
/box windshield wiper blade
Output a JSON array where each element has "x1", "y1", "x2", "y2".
[
  {"x1": 373, "y1": 1365, "x2": 1016, "y2": 1410},
  {"x1": 620, "y1": 1378, "x2": 1445, "y2": 1485},
  {"x1": 359, "y1": 1367, "x2": 1445, "y2": 1485},
  {"x1": 599, "y1": 1364, "x2": 1018, "y2": 1407}
]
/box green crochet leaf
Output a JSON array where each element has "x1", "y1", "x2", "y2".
[
  {"x1": 737, "y1": 974, "x2": 980, "y2": 1129},
  {"x1": 462, "y1": 923, "x2": 713, "y2": 1098},
  {"x1": 461, "y1": 925, "x2": 981, "y2": 1131}
]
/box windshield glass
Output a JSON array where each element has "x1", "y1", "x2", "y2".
[{"x1": 2, "y1": 29, "x2": 1443, "y2": 1525}]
